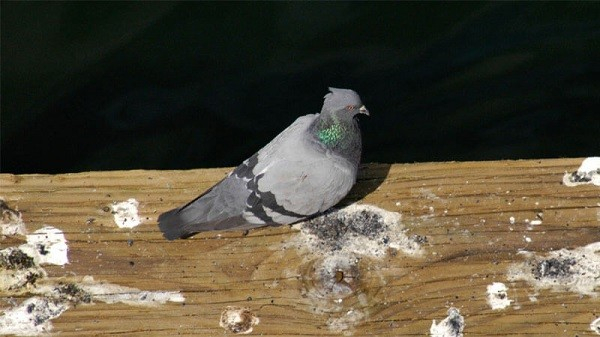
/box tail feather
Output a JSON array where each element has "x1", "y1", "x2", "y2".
[
  {"x1": 157, "y1": 208, "x2": 192, "y2": 240},
  {"x1": 158, "y1": 207, "x2": 268, "y2": 240}
]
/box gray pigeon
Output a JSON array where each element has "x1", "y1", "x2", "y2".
[{"x1": 158, "y1": 88, "x2": 369, "y2": 240}]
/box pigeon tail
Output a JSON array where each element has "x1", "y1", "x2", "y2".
[
  {"x1": 157, "y1": 208, "x2": 192, "y2": 240},
  {"x1": 158, "y1": 207, "x2": 268, "y2": 240}
]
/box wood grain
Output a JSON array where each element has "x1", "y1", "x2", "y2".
[{"x1": 1, "y1": 158, "x2": 599, "y2": 336}]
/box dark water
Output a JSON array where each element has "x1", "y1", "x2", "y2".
[{"x1": 2, "y1": 2, "x2": 599, "y2": 174}]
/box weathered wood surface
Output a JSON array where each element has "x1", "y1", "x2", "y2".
[{"x1": 1, "y1": 158, "x2": 599, "y2": 336}]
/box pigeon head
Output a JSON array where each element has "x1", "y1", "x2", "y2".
[
  {"x1": 311, "y1": 88, "x2": 367, "y2": 159},
  {"x1": 322, "y1": 87, "x2": 369, "y2": 117}
]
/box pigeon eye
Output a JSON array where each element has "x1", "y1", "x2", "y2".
[{"x1": 345, "y1": 105, "x2": 355, "y2": 111}]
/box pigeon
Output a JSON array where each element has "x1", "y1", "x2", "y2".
[{"x1": 158, "y1": 88, "x2": 369, "y2": 240}]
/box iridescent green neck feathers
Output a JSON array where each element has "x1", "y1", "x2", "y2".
[
  {"x1": 317, "y1": 122, "x2": 346, "y2": 146},
  {"x1": 311, "y1": 112, "x2": 359, "y2": 153}
]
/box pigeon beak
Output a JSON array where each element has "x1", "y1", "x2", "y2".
[{"x1": 359, "y1": 105, "x2": 369, "y2": 116}]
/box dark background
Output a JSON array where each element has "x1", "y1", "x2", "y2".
[{"x1": 2, "y1": 2, "x2": 599, "y2": 174}]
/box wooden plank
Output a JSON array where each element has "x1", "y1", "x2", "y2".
[{"x1": 1, "y1": 158, "x2": 599, "y2": 336}]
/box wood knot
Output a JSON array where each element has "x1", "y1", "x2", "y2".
[
  {"x1": 219, "y1": 306, "x2": 259, "y2": 334},
  {"x1": 302, "y1": 255, "x2": 360, "y2": 299}
]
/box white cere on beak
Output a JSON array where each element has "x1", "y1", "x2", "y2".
[{"x1": 359, "y1": 105, "x2": 369, "y2": 115}]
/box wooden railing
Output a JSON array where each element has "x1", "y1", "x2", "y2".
[{"x1": 1, "y1": 158, "x2": 599, "y2": 336}]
